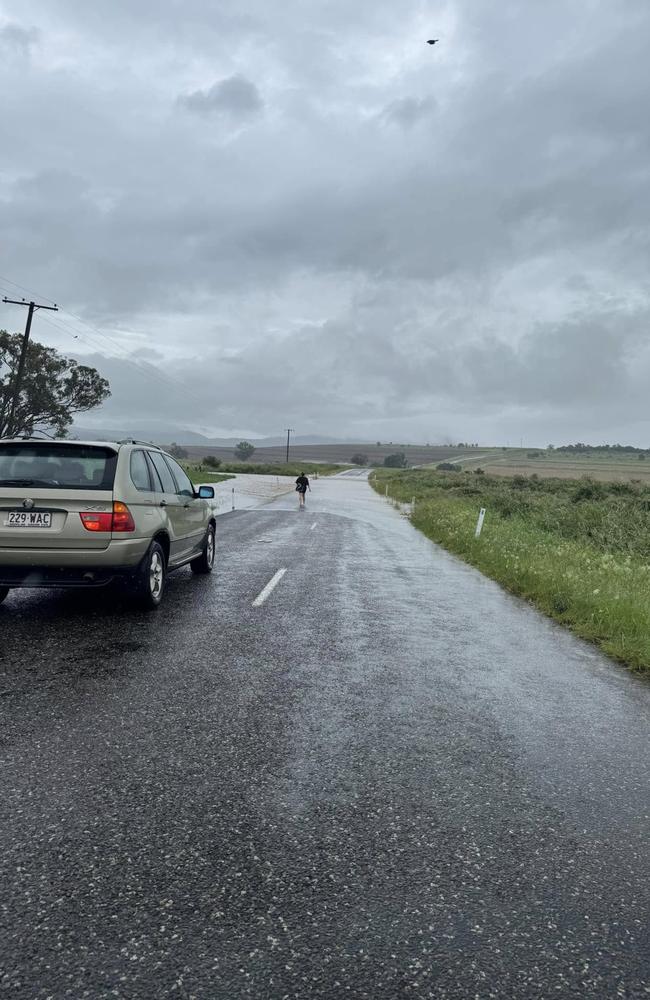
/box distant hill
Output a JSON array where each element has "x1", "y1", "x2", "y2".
[{"x1": 70, "y1": 424, "x2": 360, "y2": 447}]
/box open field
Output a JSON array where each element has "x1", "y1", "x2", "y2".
[
  {"x1": 487, "y1": 462, "x2": 650, "y2": 483},
  {"x1": 176, "y1": 441, "x2": 650, "y2": 482},
  {"x1": 176, "y1": 443, "x2": 482, "y2": 466},
  {"x1": 423, "y1": 448, "x2": 650, "y2": 484},
  {"x1": 371, "y1": 466, "x2": 650, "y2": 675}
]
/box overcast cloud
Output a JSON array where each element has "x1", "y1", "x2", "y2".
[{"x1": 1, "y1": 0, "x2": 650, "y2": 444}]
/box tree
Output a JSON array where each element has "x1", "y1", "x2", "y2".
[
  {"x1": 234, "y1": 440, "x2": 255, "y2": 462},
  {"x1": 0, "y1": 330, "x2": 110, "y2": 438},
  {"x1": 169, "y1": 442, "x2": 188, "y2": 459},
  {"x1": 350, "y1": 452, "x2": 369, "y2": 466},
  {"x1": 204, "y1": 455, "x2": 222, "y2": 469},
  {"x1": 383, "y1": 452, "x2": 407, "y2": 468}
]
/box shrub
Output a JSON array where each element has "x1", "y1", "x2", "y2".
[
  {"x1": 571, "y1": 479, "x2": 606, "y2": 503},
  {"x1": 436, "y1": 462, "x2": 462, "y2": 472},
  {"x1": 234, "y1": 440, "x2": 256, "y2": 462},
  {"x1": 351, "y1": 453, "x2": 369, "y2": 466},
  {"x1": 204, "y1": 455, "x2": 222, "y2": 469},
  {"x1": 551, "y1": 594, "x2": 570, "y2": 615},
  {"x1": 169, "y1": 442, "x2": 188, "y2": 459},
  {"x1": 609, "y1": 481, "x2": 636, "y2": 496},
  {"x1": 384, "y1": 452, "x2": 408, "y2": 468}
]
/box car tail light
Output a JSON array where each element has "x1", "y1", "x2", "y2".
[
  {"x1": 111, "y1": 501, "x2": 136, "y2": 532},
  {"x1": 80, "y1": 512, "x2": 113, "y2": 532},
  {"x1": 80, "y1": 502, "x2": 135, "y2": 533}
]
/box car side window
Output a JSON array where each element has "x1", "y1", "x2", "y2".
[
  {"x1": 147, "y1": 451, "x2": 177, "y2": 494},
  {"x1": 163, "y1": 456, "x2": 195, "y2": 498},
  {"x1": 130, "y1": 450, "x2": 152, "y2": 491}
]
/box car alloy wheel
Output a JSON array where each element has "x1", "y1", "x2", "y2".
[
  {"x1": 191, "y1": 525, "x2": 216, "y2": 575},
  {"x1": 133, "y1": 540, "x2": 166, "y2": 609},
  {"x1": 149, "y1": 549, "x2": 164, "y2": 599}
]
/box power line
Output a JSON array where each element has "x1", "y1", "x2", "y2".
[
  {"x1": 0, "y1": 274, "x2": 192, "y2": 392},
  {"x1": 0, "y1": 272, "x2": 57, "y2": 307},
  {"x1": 38, "y1": 313, "x2": 196, "y2": 400},
  {"x1": 0, "y1": 275, "x2": 196, "y2": 403}
]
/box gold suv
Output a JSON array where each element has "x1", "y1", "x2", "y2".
[{"x1": 0, "y1": 438, "x2": 217, "y2": 609}]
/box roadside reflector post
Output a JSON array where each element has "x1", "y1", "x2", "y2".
[
  {"x1": 412, "y1": 496, "x2": 416, "y2": 515},
  {"x1": 232, "y1": 487, "x2": 235, "y2": 511},
  {"x1": 475, "y1": 507, "x2": 486, "y2": 538},
  {"x1": 385, "y1": 485, "x2": 388, "y2": 497}
]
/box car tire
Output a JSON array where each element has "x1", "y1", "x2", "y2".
[
  {"x1": 191, "y1": 524, "x2": 215, "y2": 575},
  {"x1": 132, "y1": 541, "x2": 166, "y2": 609},
  {"x1": 0, "y1": 586, "x2": 9, "y2": 606}
]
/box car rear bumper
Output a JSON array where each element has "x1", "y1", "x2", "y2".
[
  {"x1": 0, "y1": 538, "x2": 149, "y2": 588},
  {"x1": 0, "y1": 566, "x2": 126, "y2": 588}
]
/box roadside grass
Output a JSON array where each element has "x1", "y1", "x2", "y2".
[
  {"x1": 370, "y1": 468, "x2": 650, "y2": 675},
  {"x1": 182, "y1": 467, "x2": 235, "y2": 484}
]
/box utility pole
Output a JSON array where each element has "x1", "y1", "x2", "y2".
[
  {"x1": 285, "y1": 428, "x2": 294, "y2": 464},
  {"x1": 2, "y1": 297, "x2": 58, "y2": 437}
]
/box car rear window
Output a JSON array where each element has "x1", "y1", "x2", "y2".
[{"x1": 0, "y1": 444, "x2": 117, "y2": 491}]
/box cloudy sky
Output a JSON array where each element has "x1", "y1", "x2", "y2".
[{"x1": 1, "y1": 0, "x2": 650, "y2": 445}]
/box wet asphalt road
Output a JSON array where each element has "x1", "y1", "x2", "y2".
[{"x1": 1, "y1": 474, "x2": 649, "y2": 999}]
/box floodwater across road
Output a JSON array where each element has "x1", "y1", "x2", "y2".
[{"x1": 1, "y1": 473, "x2": 649, "y2": 998}]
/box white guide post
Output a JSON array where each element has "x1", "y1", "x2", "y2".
[
  {"x1": 232, "y1": 487, "x2": 235, "y2": 511},
  {"x1": 475, "y1": 507, "x2": 486, "y2": 538}
]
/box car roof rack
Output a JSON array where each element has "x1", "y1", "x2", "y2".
[{"x1": 117, "y1": 438, "x2": 161, "y2": 447}]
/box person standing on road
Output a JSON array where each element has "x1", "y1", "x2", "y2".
[{"x1": 295, "y1": 472, "x2": 311, "y2": 509}]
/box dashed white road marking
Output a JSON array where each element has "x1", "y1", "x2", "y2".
[
  {"x1": 310, "y1": 522, "x2": 317, "y2": 531},
  {"x1": 252, "y1": 568, "x2": 287, "y2": 607}
]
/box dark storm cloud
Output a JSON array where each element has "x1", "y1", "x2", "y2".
[
  {"x1": 0, "y1": 22, "x2": 38, "y2": 55},
  {"x1": 381, "y1": 96, "x2": 437, "y2": 129},
  {"x1": 1, "y1": 0, "x2": 650, "y2": 443},
  {"x1": 179, "y1": 75, "x2": 263, "y2": 117}
]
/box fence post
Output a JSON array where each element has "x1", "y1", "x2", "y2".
[
  {"x1": 232, "y1": 487, "x2": 235, "y2": 511},
  {"x1": 475, "y1": 507, "x2": 486, "y2": 538}
]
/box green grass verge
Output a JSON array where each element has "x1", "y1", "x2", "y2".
[
  {"x1": 370, "y1": 468, "x2": 650, "y2": 675},
  {"x1": 182, "y1": 467, "x2": 235, "y2": 484}
]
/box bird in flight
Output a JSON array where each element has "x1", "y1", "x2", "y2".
[{"x1": 426, "y1": 39, "x2": 439, "y2": 45}]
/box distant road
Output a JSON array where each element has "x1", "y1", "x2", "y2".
[{"x1": 1, "y1": 475, "x2": 649, "y2": 998}]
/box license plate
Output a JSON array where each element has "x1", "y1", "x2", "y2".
[{"x1": 4, "y1": 511, "x2": 52, "y2": 528}]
